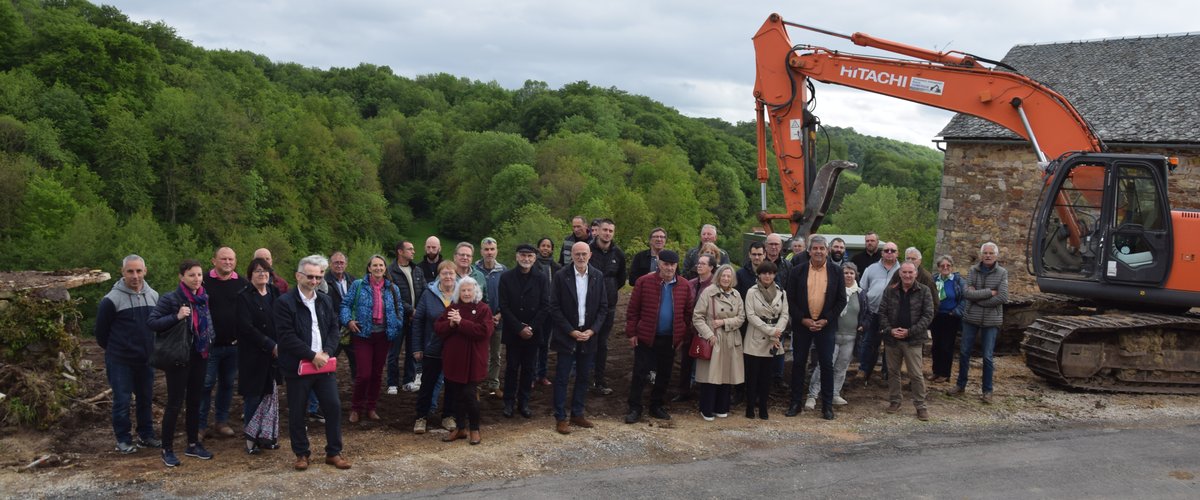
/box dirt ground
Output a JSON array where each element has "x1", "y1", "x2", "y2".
[{"x1": 3, "y1": 294, "x2": 1199, "y2": 498}]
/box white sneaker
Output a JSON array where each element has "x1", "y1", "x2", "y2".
[
  {"x1": 403, "y1": 379, "x2": 421, "y2": 392},
  {"x1": 804, "y1": 397, "x2": 816, "y2": 410},
  {"x1": 386, "y1": 386, "x2": 399, "y2": 395},
  {"x1": 700, "y1": 412, "x2": 715, "y2": 422},
  {"x1": 441, "y1": 417, "x2": 456, "y2": 431},
  {"x1": 833, "y1": 395, "x2": 848, "y2": 406},
  {"x1": 413, "y1": 417, "x2": 426, "y2": 434},
  {"x1": 715, "y1": 413, "x2": 728, "y2": 418}
]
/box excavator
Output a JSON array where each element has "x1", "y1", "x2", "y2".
[{"x1": 751, "y1": 13, "x2": 1200, "y2": 393}]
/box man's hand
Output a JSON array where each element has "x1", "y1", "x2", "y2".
[
  {"x1": 494, "y1": 313, "x2": 502, "y2": 325},
  {"x1": 891, "y1": 328, "x2": 909, "y2": 339},
  {"x1": 629, "y1": 336, "x2": 638, "y2": 348},
  {"x1": 312, "y1": 351, "x2": 331, "y2": 368},
  {"x1": 520, "y1": 325, "x2": 533, "y2": 340},
  {"x1": 414, "y1": 351, "x2": 423, "y2": 362}
]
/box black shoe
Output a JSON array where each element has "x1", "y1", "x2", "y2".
[
  {"x1": 759, "y1": 411, "x2": 769, "y2": 420},
  {"x1": 257, "y1": 438, "x2": 280, "y2": 450},
  {"x1": 785, "y1": 402, "x2": 802, "y2": 417},
  {"x1": 649, "y1": 406, "x2": 671, "y2": 420},
  {"x1": 822, "y1": 406, "x2": 835, "y2": 420},
  {"x1": 624, "y1": 409, "x2": 642, "y2": 424},
  {"x1": 745, "y1": 408, "x2": 755, "y2": 419},
  {"x1": 519, "y1": 404, "x2": 533, "y2": 419},
  {"x1": 670, "y1": 393, "x2": 691, "y2": 403},
  {"x1": 502, "y1": 403, "x2": 514, "y2": 418},
  {"x1": 307, "y1": 411, "x2": 325, "y2": 424}
]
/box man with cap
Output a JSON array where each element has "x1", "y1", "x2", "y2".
[
  {"x1": 624, "y1": 249, "x2": 695, "y2": 423},
  {"x1": 498, "y1": 243, "x2": 550, "y2": 418}
]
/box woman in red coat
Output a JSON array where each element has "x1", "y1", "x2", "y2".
[{"x1": 435, "y1": 277, "x2": 493, "y2": 445}]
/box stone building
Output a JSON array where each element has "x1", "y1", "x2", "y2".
[{"x1": 936, "y1": 33, "x2": 1200, "y2": 293}]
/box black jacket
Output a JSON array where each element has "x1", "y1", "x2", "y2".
[
  {"x1": 387, "y1": 260, "x2": 426, "y2": 317},
  {"x1": 203, "y1": 273, "x2": 247, "y2": 346},
  {"x1": 628, "y1": 249, "x2": 659, "y2": 286},
  {"x1": 273, "y1": 288, "x2": 339, "y2": 380},
  {"x1": 323, "y1": 271, "x2": 356, "y2": 315},
  {"x1": 236, "y1": 284, "x2": 280, "y2": 396},
  {"x1": 786, "y1": 261, "x2": 848, "y2": 335},
  {"x1": 498, "y1": 267, "x2": 550, "y2": 345},
  {"x1": 589, "y1": 241, "x2": 626, "y2": 304},
  {"x1": 549, "y1": 265, "x2": 608, "y2": 353}
]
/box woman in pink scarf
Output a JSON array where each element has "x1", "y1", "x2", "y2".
[{"x1": 340, "y1": 255, "x2": 404, "y2": 423}]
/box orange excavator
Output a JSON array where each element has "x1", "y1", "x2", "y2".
[{"x1": 752, "y1": 13, "x2": 1200, "y2": 393}]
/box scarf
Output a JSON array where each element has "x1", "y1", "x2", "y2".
[
  {"x1": 842, "y1": 282, "x2": 862, "y2": 318},
  {"x1": 370, "y1": 276, "x2": 385, "y2": 324},
  {"x1": 179, "y1": 283, "x2": 213, "y2": 359},
  {"x1": 759, "y1": 282, "x2": 778, "y2": 304},
  {"x1": 935, "y1": 273, "x2": 952, "y2": 301}
]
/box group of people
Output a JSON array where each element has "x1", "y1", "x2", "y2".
[{"x1": 94, "y1": 219, "x2": 1008, "y2": 469}]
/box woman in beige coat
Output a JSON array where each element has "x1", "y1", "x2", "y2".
[
  {"x1": 742, "y1": 261, "x2": 788, "y2": 419},
  {"x1": 692, "y1": 264, "x2": 746, "y2": 421}
]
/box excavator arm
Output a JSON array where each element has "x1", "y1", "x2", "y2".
[{"x1": 752, "y1": 13, "x2": 1103, "y2": 246}]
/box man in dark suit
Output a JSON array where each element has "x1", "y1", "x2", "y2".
[
  {"x1": 498, "y1": 243, "x2": 550, "y2": 419},
  {"x1": 549, "y1": 242, "x2": 608, "y2": 435},
  {"x1": 276, "y1": 255, "x2": 350, "y2": 471},
  {"x1": 785, "y1": 235, "x2": 847, "y2": 420}
]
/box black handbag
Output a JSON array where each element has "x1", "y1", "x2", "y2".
[{"x1": 151, "y1": 318, "x2": 194, "y2": 370}]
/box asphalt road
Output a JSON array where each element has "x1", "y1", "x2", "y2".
[{"x1": 389, "y1": 419, "x2": 1200, "y2": 499}]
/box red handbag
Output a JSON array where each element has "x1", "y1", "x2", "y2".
[
  {"x1": 298, "y1": 357, "x2": 337, "y2": 376},
  {"x1": 688, "y1": 296, "x2": 716, "y2": 360}
]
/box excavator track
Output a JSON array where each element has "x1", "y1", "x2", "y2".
[{"x1": 1022, "y1": 313, "x2": 1200, "y2": 394}]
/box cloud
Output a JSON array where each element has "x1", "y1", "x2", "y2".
[{"x1": 105, "y1": 0, "x2": 1196, "y2": 148}]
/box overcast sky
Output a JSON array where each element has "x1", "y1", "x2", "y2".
[{"x1": 103, "y1": 0, "x2": 1195, "y2": 148}]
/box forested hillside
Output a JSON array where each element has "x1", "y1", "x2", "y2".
[{"x1": 0, "y1": 0, "x2": 942, "y2": 295}]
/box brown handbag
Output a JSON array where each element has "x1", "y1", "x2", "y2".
[{"x1": 688, "y1": 296, "x2": 716, "y2": 360}]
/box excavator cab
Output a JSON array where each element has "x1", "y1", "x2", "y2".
[{"x1": 1033, "y1": 153, "x2": 1174, "y2": 298}]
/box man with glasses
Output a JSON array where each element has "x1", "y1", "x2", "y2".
[
  {"x1": 629, "y1": 227, "x2": 668, "y2": 285},
  {"x1": 276, "y1": 255, "x2": 350, "y2": 471},
  {"x1": 857, "y1": 241, "x2": 901, "y2": 386}
]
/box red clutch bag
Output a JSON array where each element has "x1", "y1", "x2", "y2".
[{"x1": 298, "y1": 357, "x2": 337, "y2": 376}]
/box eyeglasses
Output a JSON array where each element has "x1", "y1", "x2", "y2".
[
  {"x1": 883, "y1": 249, "x2": 898, "y2": 253},
  {"x1": 302, "y1": 274, "x2": 323, "y2": 281}
]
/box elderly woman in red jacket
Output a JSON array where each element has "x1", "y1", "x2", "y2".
[{"x1": 435, "y1": 276, "x2": 493, "y2": 445}]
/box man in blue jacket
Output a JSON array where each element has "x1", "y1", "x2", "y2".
[{"x1": 95, "y1": 255, "x2": 160, "y2": 453}]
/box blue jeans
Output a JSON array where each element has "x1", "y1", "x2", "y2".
[
  {"x1": 386, "y1": 325, "x2": 420, "y2": 387},
  {"x1": 857, "y1": 313, "x2": 887, "y2": 377},
  {"x1": 957, "y1": 322, "x2": 998, "y2": 393},
  {"x1": 199, "y1": 345, "x2": 238, "y2": 429},
  {"x1": 554, "y1": 346, "x2": 593, "y2": 421},
  {"x1": 104, "y1": 355, "x2": 156, "y2": 444}
]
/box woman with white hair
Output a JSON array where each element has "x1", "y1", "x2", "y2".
[{"x1": 435, "y1": 277, "x2": 494, "y2": 445}]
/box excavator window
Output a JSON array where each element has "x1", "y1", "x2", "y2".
[{"x1": 1040, "y1": 164, "x2": 1106, "y2": 278}]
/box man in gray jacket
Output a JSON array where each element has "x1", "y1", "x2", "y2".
[
  {"x1": 95, "y1": 255, "x2": 160, "y2": 453},
  {"x1": 948, "y1": 242, "x2": 1008, "y2": 404}
]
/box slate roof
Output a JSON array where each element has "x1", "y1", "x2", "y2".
[{"x1": 938, "y1": 33, "x2": 1200, "y2": 144}]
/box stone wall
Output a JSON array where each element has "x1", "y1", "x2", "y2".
[{"x1": 936, "y1": 142, "x2": 1200, "y2": 294}]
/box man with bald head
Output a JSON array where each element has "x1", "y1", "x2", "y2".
[
  {"x1": 200, "y1": 246, "x2": 247, "y2": 438},
  {"x1": 253, "y1": 248, "x2": 290, "y2": 292},
  {"x1": 549, "y1": 241, "x2": 608, "y2": 434},
  {"x1": 879, "y1": 261, "x2": 935, "y2": 420},
  {"x1": 417, "y1": 236, "x2": 444, "y2": 283}
]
